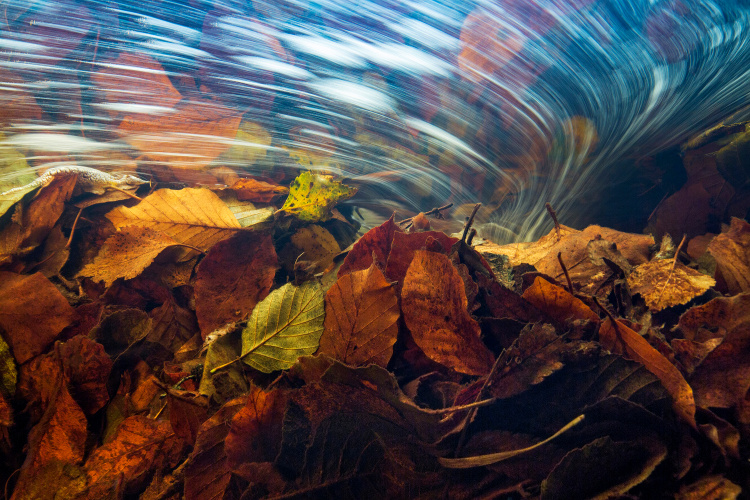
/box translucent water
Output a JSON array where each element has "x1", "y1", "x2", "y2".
[{"x1": 2, "y1": 0, "x2": 750, "y2": 241}]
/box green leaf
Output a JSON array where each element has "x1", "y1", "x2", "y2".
[
  {"x1": 241, "y1": 281, "x2": 325, "y2": 373},
  {"x1": 280, "y1": 171, "x2": 357, "y2": 222}
]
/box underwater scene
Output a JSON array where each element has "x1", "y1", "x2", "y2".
[{"x1": 2, "y1": 0, "x2": 750, "y2": 241}]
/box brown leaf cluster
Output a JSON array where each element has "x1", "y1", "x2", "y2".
[{"x1": 1, "y1": 157, "x2": 750, "y2": 500}]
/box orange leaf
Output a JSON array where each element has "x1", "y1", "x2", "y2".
[
  {"x1": 600, "y1": 318, "x2": 696, "y2": 427},
  {"x1": 320, "y1": 262, "x2": 399, "y2": 367},
  {"x1": 338, "y1": 215, "x2": 399, "y2": 277},
  {"x1": 231, "y1": 177, "x2": 289, "y2": 203},
  {"x1": 194, "y1": 233, "x2": 278, "y2": 338},
  {"x1": 521, "y1": 277, "x2": 599, "y2": 325},
  {"x1": 0, "y1": 272, "x2": 75, "y2": 364},
  {"x1": 117, "y1": 99, "x2": 242, "y2": 171},
  {"x1": 707, "y1": 217, "x2": 750, "y2": 294},
  {"x1": 401, "y1": 250, "x2": 494, "y2": 376}
]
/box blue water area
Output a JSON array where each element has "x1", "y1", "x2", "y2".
[{"x1": 1, "y1": 0, "x2": 750, "y2": 240}]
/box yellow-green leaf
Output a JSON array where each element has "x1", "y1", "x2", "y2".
[
  {"x1": 280, "y1": 171, "x2": 357, "y2": 222},
  {"x1": 0, "y1": 133, "x2": 37, "y2": 217},
  {"x1": 241, "y1": 281, "x2": 325, "y2": 373},
  {"x1": 0, "y1": 334, "x2": 16, "y2": 396}
]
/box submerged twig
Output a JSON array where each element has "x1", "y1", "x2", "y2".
[
  {"x1": 545, "y1": 202, "x2": 561, "y2": 239},
  {"x1": 461, "y1": 203, "x2": 481, "y2": 243}
]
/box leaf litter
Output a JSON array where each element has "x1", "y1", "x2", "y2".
[{"x1": 0, "y1": 165, "x2": 749, "y2": 500}]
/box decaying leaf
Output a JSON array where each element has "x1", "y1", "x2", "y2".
[
  {"x1": 402, "y1": 250, "x2": 494, "y2": 376},
  {"x1": 78, "y1": 226, "x2": 180, "y2": 287},
  {"x1": 0, "y1": 272, "x2": 75, "y2": 364},
  {"x1": 85, "y1": 415, "x2": 185, "y2": 494},
  {"x1": 521, "y1": 277, "x2": 599, "y2": 325},
  {"x1": 241, "y1": 281, "x2": 325, "y2": 373},
  {"x1": 0, "y1": 334, "x2": 16, "y2": 397},
  {"x1": 320, "y1": 263, "x2": 399, "y2": 367},
  {"x1": 194, "y1": 233, "x2": 278, "y2": 337},
  {"x1": 106, "y1": 188, "x2": 242, "y2": 251},
  {"x1": 280, "y1": 171, "x2": 357, "y2": 222},
  {"x1": 627, "y1": 259, "x2": 715, "y2": 311}
]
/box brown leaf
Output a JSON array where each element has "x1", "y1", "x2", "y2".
[
  {"x1": 167, "y1": 392, "x2": 209, "y2": 447},
  {"x1": 627, "y1": 259, "x2": 715, "y2": 312},
  {"x1": 648, "y1": 182, "x2": 718, "y2": 240},
  {"x1": 58, "y1": 336, "x2": 113, "y2": 415},
  {"x1": 92, "y1": 52, "x2": 182, "y2": 121},
  {"x1": 85, "y1": 416, "x2": 186, "y2": 495},
  {"x1": 79, "y1": 226, "x2": 180, "y2": 287},
  {"x1": 338, "y1": 215, "x2": 398, "y2": 277},
  {"x1": 401, "y1": 250, "x2": 494, "y2": 376},
  {"x1": 676, "y1": 475, "x2": 741, "y2": 500},
  {"x1": 677, "y1": 293, "x2": 750, "y2": 409},
  {"x1": 194, "y1": 233, "x2": 277, "y2": 338},
  {"x1": 279, "y1": 224, "x2": 340, "y2": 276},
  {"x1": 146, "y1": 298, "x2": 199, "y2": 353},
  {"x1": 0, "y1": 272, "x2": 75, "y2": 363},
  {"x1": 105, "y1": 188, "x2": 242, "y2": 252},
  {"x1": 320, "y1": 262, "x2": 399, "y2": 367},
  {"x1": 12, "y1": 383, "x2": 87, "y2": 499},
  {"x1": 231, "y1": 178, "x2": 289, "y2": 203},
  {"x1": 707, "y1": 217, "x2": 750, "y2": 294},
  {"x1": 0, "y1": 176, "x2": 76, "y2": 263},
  {"x1": 385, "y1": 231, "x2": 459, "y2": 285},
  {"x1": 0, "y1": 68, "x2": 43, "y2": 126},
  {"x1": 599, "y1": 318, "x2": 696, "y2": 427},
  {"x1": 521, "y1": 277, "x2": 599, "y2": 325},
  {"x1": 224, "y1": 386, "x2": 288, "y2": 468},
  {"x1": 117, "y1": 100, "x2": 242, "y2": 171},
  {"x1": 184, "y1": 397, "x2": 245, "y2": 500}
]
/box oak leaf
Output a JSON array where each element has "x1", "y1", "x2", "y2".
[
  {"x1": 401, "y1": 250, "x2": 494, "y2": 376},
  {"x1": 599, "y1": 318, "x2": 696, "y2": 427},
  {"x1": 241, "y1": 281, "x2": 325, "y2": 373},
  {"x1": 320, "y1": 263, "x2": 399, "y2": 367},
  {"x1": 78, "y1": 226, "x2": 180, "y2": 287},
  {"x1": 194, "y1": 233, "x2": 278, "y2": 338},
  {"x1": 105, "y1": 188, "x2": 242, "y2": 251},
  {"x1": 707, "y1": 217, "x2": 750, "y2": 294},
  {"x1": 0, "y1": 272, "x2": 75, "y2": 364}
]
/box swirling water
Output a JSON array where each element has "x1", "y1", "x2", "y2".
[{"x1": 1, "y1": 0, "x2": 750, "y2": 241}]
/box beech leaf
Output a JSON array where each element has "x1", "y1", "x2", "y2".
[
  {"x1": 521, "y1": 277, "x2": 600, "y2": 325},
  {"x1": 194, "y1": 233, "x2": 278, "y2": 338},
  {"x1": 401, "y1": 250, "x2": 494, "y2": 376},
  {"x1": 78, "y1": 226, "x2": 180, "y2": 287},
  {"x1": 105, "y1": 187, "x2": 242, "y2": 251},
  {"x1": 320, "y1": 262, "x2": 399, "y2": 367},
  {"x1": 241, "y1": 281, "x2": 325, "y2": 373},
  {"x1": 627, "y1": 259, "x2": 715, "y2": 311}
]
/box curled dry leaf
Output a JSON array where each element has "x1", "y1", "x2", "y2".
[
  {"x1": 241, "y1": 281, "x2": 325, "y2": 373},
  {"x1": 194, "y1": 233, "x2": 278, "y2": 338},
  {"x1": 106, "y1": 187, "x2": 242, "y2": 252},
  {"x1": 320, "y1": 262, "x2": 399, "y2": 367},
  {"x1": 627, "y1": 259, "x2": 715, "y2": 312},
  {"x1": 600, "y1": 318, "x2": 696, "y2": 427},
  {"x1": 0, "y1": 272, "x2": 75, "y2": 364},
  {"x1": 402, "y1": 250, "x2": 494, "y2": 376},
  {"x1": 707, "y1": 217, "x2": 750, "y2": 294},
  {"x1": 79, "y1": 226, "x2": 179, "y2": 287}
]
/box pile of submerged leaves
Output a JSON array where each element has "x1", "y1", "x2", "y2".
[{"x1": 0, "y1": 169, "x2": 749, "y2": 499}]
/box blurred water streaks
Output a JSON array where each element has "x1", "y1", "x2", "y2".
[{"x1": 1, "y1": 0, "x2": 750, "y2": 241}]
